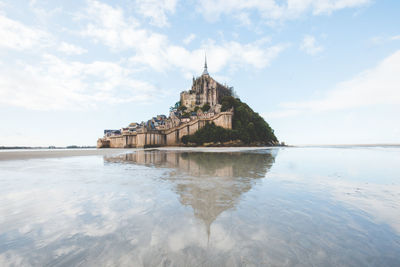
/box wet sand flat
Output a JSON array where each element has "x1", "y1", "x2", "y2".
[
  {"x1": 0, "y1": 147, "x2": 274, "y2": 161},
  {"x1": 0, "y1": 149, "x2": 135, "y2": 161},
  {"x1": 0, "y1": 147, "x2": 400, "y2": 266}
]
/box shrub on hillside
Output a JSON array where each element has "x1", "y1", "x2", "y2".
[{"x1": 182, "y1": 96, "x2": 278, "y2": 145}]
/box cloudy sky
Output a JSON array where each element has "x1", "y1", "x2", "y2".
[{"x1": 0, "y1": 0, "x2": 399, "y2": 146}]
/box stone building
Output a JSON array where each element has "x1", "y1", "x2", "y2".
[
  {"x1": 97, "y1": 58, "x2": 234, "y2": 148},
  {"x1": 180, "y1": 56, "x2": 232, "y2": 111}
]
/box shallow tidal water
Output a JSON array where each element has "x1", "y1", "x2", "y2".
[{"x1": 0, "y1": 147, "x2": 400, "y2": 266}]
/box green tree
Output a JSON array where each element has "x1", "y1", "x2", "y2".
[
  {"x1": 201, "y1": 103, "x2": 211, "y2": 112},
  {"x1": 181, "y1": 112, "x2": 190, "y2": 118},
  {"x1": 181, "y1": 96, "x2": 278, "y2": 145},
  {"x1": 178, "y1": 105, "x2": 187, "y2": 111}
]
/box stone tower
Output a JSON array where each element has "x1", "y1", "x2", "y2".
[{"x1": 180, "y1": 57, "x2": 232, "y2": 111}]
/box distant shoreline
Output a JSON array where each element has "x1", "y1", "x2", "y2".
[
  {"x1": 0, "y1": 146, "x2": 96, "y2": 150},
  {"x1": 0, "y1": 144, "x2": 399, "y2": 162},
  {"x1": 2, "y1": 143, "x2": 400, "y2": 151},
  {"x1": 295, "y1": 144, "x2": 400, "y2": 148}
]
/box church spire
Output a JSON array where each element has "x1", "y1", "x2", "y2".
[{"x1": 202, "y1": 53, "x2": 209, "y2": 76}]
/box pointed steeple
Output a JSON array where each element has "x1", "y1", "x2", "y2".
[{"x1": 202, "y1": 53, "x2": 209, "y2": 76}]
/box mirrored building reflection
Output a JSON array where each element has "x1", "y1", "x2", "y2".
[{"x1": 104, "y1": 149, "x2": 277, "y2": 238}]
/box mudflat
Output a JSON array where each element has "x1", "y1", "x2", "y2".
[
  {"x1": 0, "y1": 147, "x2": 399, "y2": 266},
  {"x1": 0, "y1": 149, "x2": 135, "y2": 161}
]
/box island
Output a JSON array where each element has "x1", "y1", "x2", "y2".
[{"x1": 97, "y1": 58, "x2": 278, "y2": 148}]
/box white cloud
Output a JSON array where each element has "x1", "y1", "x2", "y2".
[
  {"x1": 0, "y1": 14, "x2": 50, "y2": 50},
  {"x1": 79, "y1": 0, "x2": 169, "y2": 60},
  {"x1": 300, "y1": 35, "x2": 323, "y2": 55},
  {"x1": 235, "y1": 12, "x2": 252, "y2": 26},
  {"x1": 152, "y1": 39, "x2": 286, "y2": 75},
  {"x1": 80, "y1": 1, "x2": 286, "y2": 74},
  {"x1": 370, "y1": 36, "x2": 384, "y2": 45},
  {"x1": 58, "y1": 42, "x2": 87, "y2": 55},
  {"x1": 370, "y1": 35, "x2": 400, "y2": 45},
  {"x1": 0, "y1": 10, "x2": 159, "y2": 111},
  {"x1": 310, "y1": 0, "x2": 370, "y2": 14},
  {"x1": 183, "y1": 33, "x2": 196, "y2": 45},
  {"x1": 134, "y1": 0, "x2": 178, "y2": 27},
  {"x1": 269, "y1": 50, "x2": 400, "y2": 117},
  {"x1": 0, "y1": 1, "x2": 287, "y2": 112},
  {"x1": 28, "y1": 0, "x2": 62, "y2": 24},
  {"x1": 0, "y1": 54, "x2": 158, "y2": 111},
  {"x1": 197, "y1": 0, "x2": 370, "y2": 24}
]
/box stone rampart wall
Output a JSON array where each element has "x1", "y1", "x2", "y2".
[
  {"x1": 108, "y1": 136, "x2": 126, "y2": 148},
  {"x1": 98, "y1": 111, "x2": 233, "y2": 148}
]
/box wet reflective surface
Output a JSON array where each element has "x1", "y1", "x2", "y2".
[{"x1": 0, "y1": 147, "x2": 400, "y2": 266}]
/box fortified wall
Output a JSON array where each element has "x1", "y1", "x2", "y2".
[{"x1": 97, "y1": 111, "x2": 233, "y2": 148}]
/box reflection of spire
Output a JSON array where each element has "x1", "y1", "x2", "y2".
[
  {"x1": 207, "y1": 222, "x2": 210, "y2": 247},
  {"x1": 202, "y1": 53, "x2": 209, "y2": 76},
  {"x1": 104, "y1": 150, "x2": 277, "y2": 243}
]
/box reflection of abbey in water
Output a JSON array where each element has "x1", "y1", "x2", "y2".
[
  {"x1": 105, "y1": 150, "x2": 276, "y2": 239},
  {"x1": 105, "y1": 150, "x2": 276, "y2": 178}
]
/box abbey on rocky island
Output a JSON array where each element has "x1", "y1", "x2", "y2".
[{"x1": 97, "y1": 57, "x2": 234, "y2": 148}]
